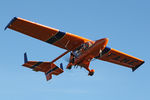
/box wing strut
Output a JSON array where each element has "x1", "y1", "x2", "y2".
[{"x1": 51, "y1": 50, "x2": 70, "y2": 63}]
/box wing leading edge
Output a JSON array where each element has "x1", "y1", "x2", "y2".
[
  {"x1": 99, "y1": 47, "x2": 144, "y2": 71},
  {"x1": 5, "y1": 17, "x2": 90, "y2": 51}
]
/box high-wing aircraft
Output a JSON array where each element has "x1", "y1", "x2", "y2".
[{"x1": 5, "y1": 17, "x2": 144, "y2": 81}]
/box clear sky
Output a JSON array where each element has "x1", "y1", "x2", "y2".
[{"x1": 0, "y1": 0, "x2": 150, "y2": 100}]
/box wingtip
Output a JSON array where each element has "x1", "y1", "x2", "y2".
[
  {"x1": 4, "y1": 17, "x2": 18, "y2": 31},
  {"x1": 132, "y1": 61, "x2": 145, "y2": 72}
]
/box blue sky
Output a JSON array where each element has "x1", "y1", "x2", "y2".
[{"x1": 0, "y1": 0, "x2": 150, "y2": 100}]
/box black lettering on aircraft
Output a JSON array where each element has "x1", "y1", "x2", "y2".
[
  {"x1": 128, "y1": 60, "x2": 139, "y2": 65},
  {"x1": 113, "y1": 56, "x2": 121, "y2": 60},
  {"x1": 107, "y1": 53, "x2": 116, "y2": 57},
  {"x1": 120, "y1": 58, "x2": 130, "y2": 63},
  {"x1": 107, "y1": 53, "x2": 138, "y2": 65}
]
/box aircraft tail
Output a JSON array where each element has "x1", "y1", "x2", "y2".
[
  {"x1": 23, "y1": 53, "x2": 64, "y2": 81},
  {"x1": 45, "y1": 72, "x2": 52, "y2": 81},
  {"x1": 45, "y1": 63, "x2": 64, "y2": 81}
]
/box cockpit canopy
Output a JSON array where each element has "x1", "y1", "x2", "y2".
[{"x1": 72, "y1": 41, "x2": 94, "y2": 57}]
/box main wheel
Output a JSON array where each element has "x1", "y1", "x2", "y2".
[
  {"x1": 88, "y1": 69, "x2": 95, "y2": 76},
  {"x1": 67, "y1": 65, "x2": 72, "y2": 69},
  {"x1": 66, "y1": 63, "x2": 73, "y2": 69}
]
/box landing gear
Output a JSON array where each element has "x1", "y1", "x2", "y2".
[
  {"x1": 88, "y1": 69, "x2": 95, "y2": 76},
  {"x1": 67, "y1": 65, "x2": 72, "y2": 69},
  {"x1": 66, "y1": 63, "x2": 73, "y2": 69}
]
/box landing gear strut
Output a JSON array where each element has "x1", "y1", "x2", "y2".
[{"x1": 66, "y1": 63, "x2": 73, "y2": 69}]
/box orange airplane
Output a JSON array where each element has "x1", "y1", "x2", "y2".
[{"x1": 5, "y1": 17, "x2": 144, "y2": 81}]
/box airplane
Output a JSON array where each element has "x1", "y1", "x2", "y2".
[{"x1": 5, "y1": 17, "x2": 144, "y2": 81}]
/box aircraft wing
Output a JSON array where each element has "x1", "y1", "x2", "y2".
[
  {"x1": 5, "y1": 17, "x2": 90, "y2": 51},
  {"x1": 99, "y1": 47, "x2": 144, "y2": 71}
]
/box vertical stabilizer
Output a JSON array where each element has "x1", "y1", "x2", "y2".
[
  {"x1": 60, "y1": 63, "x2": 63, "y2": 70},
  {"x1": 24, "y1": 52, "x2": 28, "y2": 63}
]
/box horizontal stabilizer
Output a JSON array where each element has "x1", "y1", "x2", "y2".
[
  {"x1": 45, "y1": 63, "x2": 64, "y2": 81},
  {"x1": 45, "y1": 73, "x2": 52, "y2": 81},
  {"x1": 22, "y1": 53, "x2": 64, "y2": 81}
]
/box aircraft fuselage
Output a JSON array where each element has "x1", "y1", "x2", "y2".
[{"x1": 67, "y1": 38, "x2": 109, "y2": 74}]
